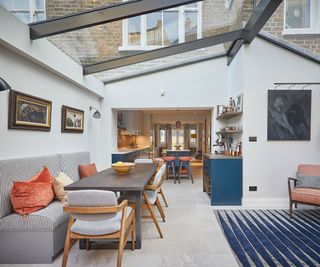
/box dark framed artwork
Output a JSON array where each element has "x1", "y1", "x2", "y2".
[
  {"x1": 61, "y1": 105, "x2": 84, "y2": 133},
  {"x1": 267, "y1": 90, "x2": 311, "y2": 141},
  {"x1": 8, "y1": 90, "x2": 52, "y2": 131}
]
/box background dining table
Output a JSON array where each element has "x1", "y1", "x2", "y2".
[{"x1": 64, "y1": 163, "x2": 158, "y2": 249}]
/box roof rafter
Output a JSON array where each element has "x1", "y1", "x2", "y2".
[{"x1": 29, "y1": 0, "x2": 203, "y2": 40}]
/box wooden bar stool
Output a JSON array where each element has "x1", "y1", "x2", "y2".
[
  {"x1": 162, "y1": 156, "x2": 177, "y2": 183},
  {"x1": 178, "y1": 156, "x2": 194, "y2": 184}
]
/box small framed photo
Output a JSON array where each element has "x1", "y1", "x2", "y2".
[
  {"x1": 8, "y1": 90, "x2": 52, "y2": 131},
  {"x1": 235, "y1": 94, "x2": 243, "y2": 112},
  {"x1": 61, "y1": 105, "x2": 84, "y2": 133}
]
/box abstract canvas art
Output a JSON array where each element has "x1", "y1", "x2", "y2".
[{"x1": 267, "y1": 90, "x2": 311, "y2": 141}]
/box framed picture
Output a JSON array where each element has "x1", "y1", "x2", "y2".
[
  {"x1": 8, "y1": 90, "x2": 52, "y2": 131},
  {"x1": 235, "y1": 94, "x2": 243, "y2": 112},
  {"x1": 61, "y1": 105, "x2": 84, "y2": 133},
  {"x1": 267, "y1": 90, "x2": 311, "y2": 141}
]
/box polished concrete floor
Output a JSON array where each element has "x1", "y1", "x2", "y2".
[{"x1": 5, "y1": 166, "x2": 238, "y2": 267}]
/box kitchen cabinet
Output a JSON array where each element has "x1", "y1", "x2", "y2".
[
  {"x1": 112, "y1": 147, "x2": 150, "y2": 163},
  {"x1": 119, "y1": 111, "x2": 144, "y2": 135},
  {"x1": 203, "y1": 154, "x2": 242, "y2": 205}
]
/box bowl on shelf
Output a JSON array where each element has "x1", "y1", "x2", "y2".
[{"x1": 112, "y1": 162, "x2": 135, "y2": 175}]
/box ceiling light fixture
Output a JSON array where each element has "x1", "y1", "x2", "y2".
[{"x1": 176, "y1": 110, "x2": 181, "y2": 129}]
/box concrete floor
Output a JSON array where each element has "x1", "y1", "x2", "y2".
[{"x1": 4, "y1": 166, "x2": 238, "y2": 267}]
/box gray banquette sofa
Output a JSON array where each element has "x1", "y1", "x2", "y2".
[{"x1": 0, "y1": 151, "x2": 90, "y2": 264}]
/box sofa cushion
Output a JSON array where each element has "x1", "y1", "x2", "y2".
[
  {"x1": 291, "y1": 188, "x2": 320, "y2": 205},
  {"x1": 298, "y1": 164, "x2": 320, "y2": 176},
  {"x1": 58, "y1": 152, "x2": 90, "y2": 182},
  {"x1": 296, "y1": 173, "x2": 320, "y2": 189},
  {"x1": 71, "y1": 207, "x2": 132, "y2": 236},
  {"x1": 10, "y1": 167, "x2": 55, "y2": 216},
  {"x1": 0, "y1": 155, "x2": 60, "y2": 219},
  {"x1": 53, "y1": 172, "x2": 73, "y2": 203},
  {"x1": 0, "y1": 201, "x2": 67, "y2": 232},
  {"x1": 79, "y1": 163, "x2": 97, "y2": 179}
]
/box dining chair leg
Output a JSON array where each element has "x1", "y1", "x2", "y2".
[
  {"x1": 166, "y1": 163, "x2": 169, "y2": 180},
  {"x1": 61, "y1": 218, "x2": 73, "y2": 267},
  {"x1": 159, "y1": 188, "x2": 168, "y2": 207},
  {"x1": 155, "y1": 197, "x2": 166, "y2": 222},
  {"x1": 117, "y1": 225, "x2": 126, "y2": 267},
  {"x1": 289, "y1": 201, "x2": 293, "y2": 219},
  {"x1": 178, "y1": 162, "x2": 182, "y2": 184},
  {"x1": 188, "y1": 163, "x2": 194, "y2": 184},
  {"x1": 143, "y1": 191, "x2": 163, "y2": 238}
]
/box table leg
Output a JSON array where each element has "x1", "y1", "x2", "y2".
[{"x1": 134, "y1": 191, "x2": 142, "y2": 249}]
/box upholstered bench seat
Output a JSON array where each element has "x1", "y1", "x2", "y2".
[
  {"x1": 0, "y1": 201, "x2": 67, "y2": 232},
  {"x1": 291, "y1": 188, "x2": 320, "y2": 205},
  {"x1": 71, "y1": 207, "x2": 132, "y2": 236}
]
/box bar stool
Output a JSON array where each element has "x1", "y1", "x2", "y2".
[
  {"x1": 178, "y1": 156, "x2": 194, "y2": 184},
  {"x1": 162, "y1": 156, "x2": 176, "y2": 183}
]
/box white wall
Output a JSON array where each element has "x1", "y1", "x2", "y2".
[
  {"x1": 238, "y1": 37, "x2": 320, "y2": 208},
  {"x1": 0, "y1": 45, "x2": 106, "y2": 169},
  {"x1": 104, "y1": 58, "x2": 229, "y2": 165}
]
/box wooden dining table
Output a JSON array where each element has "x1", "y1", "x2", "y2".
[{"x1": 64, "y1": 163, "x2": 157, "y2": 249}]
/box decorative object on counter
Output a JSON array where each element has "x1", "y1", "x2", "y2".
[
  {"x1": 8, "y1": 90, "x2": 52, "y2": 131},
  {"x1": 61, "y1": 105, "x2": 84, "y2": 133},
  {"x1": 112, "y1": 161, "x2": 135, "y2": 175},
  {"x1": 267, "y1": 90, "x2": 311, "y2": 141},
  {"x1": 235, "y1": 94, "x2": 243, "y2": 112},
  {"x1": 0, "y1": 77, "x2": 11, "y2": 91},
  {"x1": 89, "y1": 106, "x2": 101, "y2": 119}
]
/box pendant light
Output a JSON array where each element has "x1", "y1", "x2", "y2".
[{"x1": 175, "y1": 110, "x2": 181, "y2": 129}]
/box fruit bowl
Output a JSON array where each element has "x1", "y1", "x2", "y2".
[{"x1": 112, "y1": 162, "x2": 135, "y2": 175}]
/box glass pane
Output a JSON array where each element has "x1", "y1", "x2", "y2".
[
  {"x1": 285, "y1": 0, "x2": 311, "y2": 29},
  {"x1": 12, "y1": 11, "x2": 30, "y2": 23},
  {"x1": 0, "y1": 0, "x2": 12, "y2": 9},
  {"x1": 128, "y1": 16, "x2": 141, "y2": 46},
  {"x1": 185, "y1": 11, "x2": 198, "y2": 42},
  {"x1": 35, "y1": 0, "x2": 45, "y2": 9},
  {"x1": 147, "y1": 12, "x2": 163, "y2": 46},
  {"x1": 186, "y1": 3, "x2": 197, "y2": 8},
  {"x1": 160, "y1": 129, "x2": 166, "y2": 143},
  {"x1": 35, "y1": 11, "x2": 45, "y2": 21},
  {"x1": 163, "y1": 11, "x2": 179, "y2": 45},
  {"x1": 12, "y1": 0, "x2": 29, "y2": 9}
]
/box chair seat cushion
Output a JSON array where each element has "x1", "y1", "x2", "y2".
[
  {"x1": 70, "y1": 207, "x2": 132, "y2": 236},
  {"x1": 291, "y1": 188, "x2": 320, "y2": 205},
  {"x1": 143, "y1": 190, "x2": 159, "y2": 205},
  {"x1": 0, "y1": 201, "x2": 67, "y2": 232}
]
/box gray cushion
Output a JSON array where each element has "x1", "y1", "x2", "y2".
[
  {"x1": 296, "y1": 173, "x2": 320, "y2": 189},
  {"x1": 71, "y1": 207, "x2": 132, "y2": 235},
  {"x1": 144, "y1": 190, "x2": 158, "y2": 205},
  {"x1": 67, "y1": 190, "x2": 117, "y2": 221},
  {"x1": 0, "y1": 154, "x2": 60, "y2": 219},
  {"x1": 58, "y1": 152, "x2": 90, "y2": 182},
  {"x1": 0, "y1": 201, "x2": 67, "y2": 232}
]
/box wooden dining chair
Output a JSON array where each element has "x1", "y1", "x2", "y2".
[
  {"x1": 156, "y1": 164, "x2": 169, "y2": 207},
  {"x1": 62, "y1": 190, "x2": 135, "y2": 267}
]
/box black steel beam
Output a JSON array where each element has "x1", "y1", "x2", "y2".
[
  {"x1": 226, "y1": 0, "x2": 282, "y2": 64},
  {"x1": 29, "y1": 0, "x2": 203, "y2": 40},
  {"x1": 83, "y1": 30, "x2": 243, "y2": 75}
]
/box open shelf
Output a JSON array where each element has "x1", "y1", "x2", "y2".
[
  {"x1": 216, "y1": 111, "x2": 242, "y2": 120},
  {"x1": 216, "y1": 130, "x2": 243, "y2": 134}
]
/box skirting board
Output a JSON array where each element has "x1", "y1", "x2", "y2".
[{"x1": 242, "y1": 198, "x2": 289, "y2": 209}]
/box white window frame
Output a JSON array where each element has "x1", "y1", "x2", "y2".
[
  {"x1": 2, "y1": 0, "x2": 46, "y2": 23},
  {"x1": 121, "y1": 2, "x2": 202, "y2": 51},
  {"x1": 283, "y1": 0, "x2": 320, "y2": 35}
]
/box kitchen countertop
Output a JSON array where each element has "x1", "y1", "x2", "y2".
[
  {"x1": 203, "y1": 153, "x2": 242, "y2": 159},
  {"x1": 113, "y1": 146, "x2": 150, "y2": 154}
]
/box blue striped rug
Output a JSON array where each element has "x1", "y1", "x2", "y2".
[{"x1": 215, "y1": 210, "x2": 320, "y2": 267}]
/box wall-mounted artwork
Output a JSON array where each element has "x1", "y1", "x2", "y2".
[
  {"x1": 267, "y1": 90, "x2": 311, "y2": 141},
  {"x1": 61, "y1": 105, "x2": 84, "y2": 133},
  {"x1": 235, "y1": 94, "x2": 243, "y2": 112},
  {"x1": 8, "y1": 90, "x2": 52, "y2": 131}
]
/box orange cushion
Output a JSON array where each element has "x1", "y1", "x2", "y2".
[
  {"x1": 10, "y1": 166, "x2": 55, "y2": 216},
  {"x1": 79, "y1": 163, "x2": 97, "y2": 178},
  {"x1": 291, "y1": 188, "x2": 320, "y2": 205},
  {"x1": 298, "y1": 164, "x2": 320, "y2": 176},
  {"x1": 162, "y1": 156, "x2": 176, "y2": 162},
  {"x1": 179, "y1": 156, "x2": 192, "y2": 162}
]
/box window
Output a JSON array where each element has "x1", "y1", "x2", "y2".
[
  {"x1": 0, "y1": 0, "x2": 45, "y2": 23},
  {"x1": 122, "y1": 3, "x2": 202, "y2": 50},
  {"x1": 160, "y1": 129, "x2": 167, "y2": 144},
  {"x1": 284, "y1": 0, "x2": 320, "y2": 34},
  {"x1": 190, "y1": 128, "x2": 197, "y2": 147}
]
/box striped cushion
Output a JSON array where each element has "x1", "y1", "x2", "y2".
[
  {"x1": 0, "y1": 201, "x2": 67, "y2": 232},
  {"x1": 0, "y1": 155, "x2": 60, "y2": 219},
  {"x1": 291, "y1": 188, "x2": 320, "y2": 205},
  {"x1": 58, "y1": 152, "x2": 90, "y2": 182}
]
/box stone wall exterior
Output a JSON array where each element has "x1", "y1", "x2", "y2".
[{"x1": 263, "y1": 1, "x2": 320, "y2": 55}]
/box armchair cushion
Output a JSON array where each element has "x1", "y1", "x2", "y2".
[
  {"x1": 143, "y1": 190, "x2": 158, "y2": 205},
  {"x1": 296, "y1": 173, "x2": 320, "y2": 189},
  {"x1": 291, "y1": 188, "x2": 320, "y2": 205},
  {"x1": 70, "y1": 207, "x2": 132, "y2": 236}
]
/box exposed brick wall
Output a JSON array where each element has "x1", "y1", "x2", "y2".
[{"x1": 263, "y1": 1, "x2": 320, "y2": 55}]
